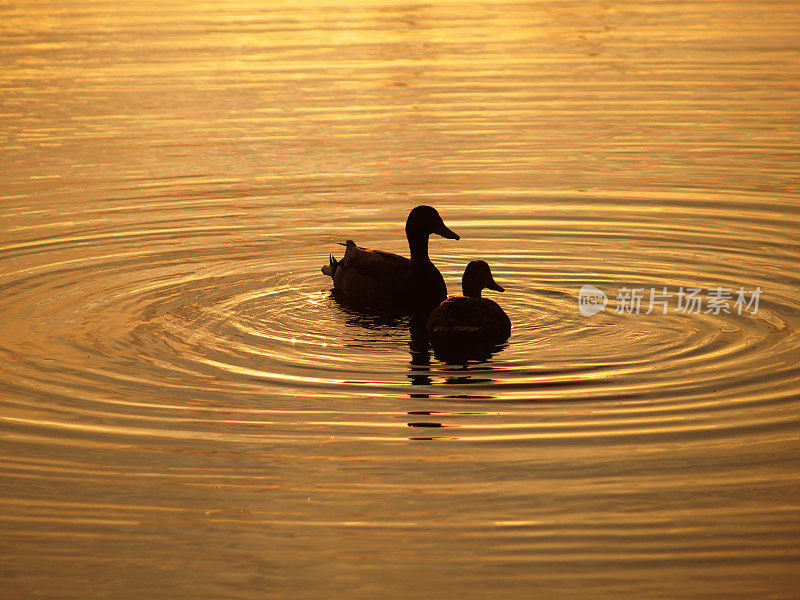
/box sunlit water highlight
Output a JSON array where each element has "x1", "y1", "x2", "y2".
[{"x1": 1, "y1": 1, "x2": 799, "y2": 598}]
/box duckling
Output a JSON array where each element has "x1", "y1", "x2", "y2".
[
  {"x1": 427, "y1": 260, "x2": 511, "y2": 347},
  {"x1": 322, "y1": 206, "x2": 460, "y2": 314}
]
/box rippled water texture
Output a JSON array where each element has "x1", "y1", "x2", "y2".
[{"x1": 2, "y1": 1, "x2": 800, "y2": 598}]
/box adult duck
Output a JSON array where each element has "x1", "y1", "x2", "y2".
[
  {"x1": 427, "y1": 260, "x2": 511, "y2": 347},
  {"x1": 322, "y1": 205, "x2": 460, "y2": 314}
]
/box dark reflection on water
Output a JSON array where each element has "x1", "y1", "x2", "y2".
[
  {"x1": 410, "y1": 312, "x2": 505, "y2": 397},
  {"x1": 2, "y1": 0, "x2": 800, "y2": 598},
  {"x1": 408, "y1": 314, "x2": 434, "y2": 397},
  {"x1": 332, "y1": 292, "x2": 506, "y2": 397}
]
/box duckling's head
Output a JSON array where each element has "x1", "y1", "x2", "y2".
[
  {"x1": 406, "y1": 205, "x2": 460, "y2": 241},
  {"x1": 462, "y1": 260, "x2": 504, "y2": 298}
]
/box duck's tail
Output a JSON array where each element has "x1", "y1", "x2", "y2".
[
  {"x1": 322, "y1": 241, "x2": 357, "y2": 279},
  {"x1": 321, "y1": 253, "x2": 339, "y2": 279}
]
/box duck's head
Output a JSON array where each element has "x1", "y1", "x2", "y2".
[
  {"x1": 462, "y1": 260, "x2": 504, "y2": 298},
  {"x1": 405, "y1": 205, "x2": 460, "y2": 241}
]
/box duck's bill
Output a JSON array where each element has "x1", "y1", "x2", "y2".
[
  {"x1": 436, "y1": 224, "x2": 460, "y2": 240},
  {"x1": 487, "y1": 281, "x2": 505, "y2": 292}
]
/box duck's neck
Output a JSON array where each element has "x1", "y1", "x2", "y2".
[
  {"x1": 407, "y1": 233, "x2": 430, "y2": 262},
  {"x1": 462, "y1": 283, "x2": 482, "y2": 298}
]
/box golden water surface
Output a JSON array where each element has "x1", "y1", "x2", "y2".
[{"x1": 1, "y1": 1, "x2": 799, "y2": 598}]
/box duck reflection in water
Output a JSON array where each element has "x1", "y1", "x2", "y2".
[
  {"x1": 327, "y1": 283, "x2": 507, "y2": 398},
  {"x1": 408, "y1": 313, "x2": 504, "y2": 394},
  {"x1": 408, "y1": 315, "x2": 434, "y2": 396}
]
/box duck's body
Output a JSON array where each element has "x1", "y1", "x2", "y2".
[
  {"x1": 428, "y1": 296, "x2": 511, "y2": 346},
  {"x1": 427, "y1": 260, "x2": 511, "y2": 346},
  {"x1": 322, "y1": 206, "x2": 459, "y2": 314},
  {"x1": 326, "y1": 241, "x2": 411, "y2": 305}
]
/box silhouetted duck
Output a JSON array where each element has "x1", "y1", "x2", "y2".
[
  {"x1": 322, "y1": 206, "x2": 460, "y2": 314},
  {"x1": 427, "y1": 260, "x2": 511, "y2": 346}
]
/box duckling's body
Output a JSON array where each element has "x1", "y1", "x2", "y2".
[
  {"x1": 322, "y1": 206, "x2": 459, "y2": 314},
  {"x1": 428, "y1": 296, "x2": 511, "y2": 345},
  {"x1": 427, "y1": 260, "x2": 511, "y2": 346}
]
